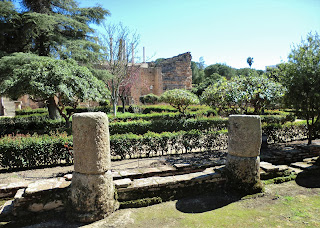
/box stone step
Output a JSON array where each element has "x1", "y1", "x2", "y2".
[
  {"x1": 111, "y1": 164, "x2": 222, "y2": 181},
  {"x1": 290, "y1": 162, "x2": 318, "y2": 170}
]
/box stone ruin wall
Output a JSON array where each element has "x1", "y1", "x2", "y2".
[
  {"x1": 157, "y1": 52, "x2": 192, "y2": 91},
  {"x1": 130, "y1": 52, "x2": 192, "y2": 104}
]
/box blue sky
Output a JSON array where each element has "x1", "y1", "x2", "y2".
[{"x1": 81, "y1": 0, "x2": 320, "y2": 70}]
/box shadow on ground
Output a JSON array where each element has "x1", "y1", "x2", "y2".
[
  {"x1": 175, "y1": 189, "x2": 243, "y2": 213},
  {"x1": 295, "y1": 164, "x2": 320, "y2": 188}
]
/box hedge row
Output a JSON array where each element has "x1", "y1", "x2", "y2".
[
  {"x1": 109, "y1": 117, "x2": 228, "y2": 135},
  {"x1": 0, "y1": 133, "x2": 73, "y2": 169},
  {"x1": 262, "y1": 121, "x2": 308, "y2": 143},
  {"x1": 0, "y1": 130, "x2": 227, "y2": 169},
  {"x1": 0, "y1": 116, "x2": 66, "y2": 137},
  {"x1": 110, "y1": 130, "x2": 228, "y2": 159},
  {"x1": 0, "y1": 113, "x2": 297, "y2": 137},
  {"x1": 0, "y1": 122, "x2": 309, "y2": 169}
]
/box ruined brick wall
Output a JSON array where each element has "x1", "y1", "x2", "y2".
[
  {"x1": 129, "y1": 66, "x2": 163, "y2": 104},
  {"x1": 157, "y1": 52, "x2": 192, "y2": 91},
  {"x1": 130, "y1": 52, "x2": 192, "y2": 104},
  {"x1": 18, "y1": 95, "x2": 45, "y2": 109}
]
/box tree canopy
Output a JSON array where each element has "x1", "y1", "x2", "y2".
[
  {"x1": 201, "y1": 74, "x2": 284, "y2": 115},
  {"x1": 0, "y1": 53, "x2": 107, "y2": 124},
  {"x1": 281, "y1": 32, "x2": 320, "y2": 144},
  {"x1": 160, "y1": 89, "x2": 199, "y2": 114},
  {"x1": 0, "y1": 0, "x2": 109, "y2": 63}
]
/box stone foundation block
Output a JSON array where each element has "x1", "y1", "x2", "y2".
[
  {"x1": 72, "y1": 112, "x2": 111, "y2": 174},
  {"x1": 228, "y1": 115, "x2": 262, "y2": 157},
  {"x1": 226, "y1": 154, "x2": 260, "y2": 187},
  {"x1": 69, "y1": 171, "x2": 118, "y2": 222}
]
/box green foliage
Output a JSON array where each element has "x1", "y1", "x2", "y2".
[
  {"x1": 201, "y1": 75, "x2": 285, "y2": 115},
  {"x1": 204, "y1": 63, "x2": 236, "y2": 80},
  {"x1": 0, "y1": 53, "x2": 108, "y2": 123},
  {"x1": 0, "y1": 116, "x2": 66, "y2": 137},
  {"x1": 281, "y1": 32, "x2": 320, "y2": 144},
  {"x1": 0, "y1": 133, "x2": 73, "y2": 169},
  {"x1": 109, "y1": 117, "x2": 227, "y2": 135},
  {"x1": 0, "y1": 0, "x2": 109, "y2": 62},
  {"x1": 191, "y1": 60, "x2": 205, "y2": 84},
  {"x1": 110, "y1": 130, "x2": 228, "y2": 159},
  {"x1": 139, "y1": 93, "x2": 159, "y2": 105},
  {"x1": 160, "y1": 89, "x2": 200, "y2": 114},
  {"x1": 16, "y1": 108, "x2": 48, "y2": 116}
]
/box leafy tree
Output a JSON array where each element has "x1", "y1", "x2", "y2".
[
  {"x1": 0, "y1": 0, "x2": 109, "y2": 61},
  {"x1": 202, "y1": 75, "x2": 284, "y2": 115},
  {"x1": 237, "y1": 68, "x2": 261, "y2": 77},
  {"x1": 282, "y1": 32, "x2": 320, "y2": 144},
  {"x1": 247, "y1": 57, "x2": 254, "y2": 68},
  {"x1": 204, "y1": 63, "x2": 236, "y2": 79},
  {"x1": 0, "y1": 0, "x2": 110, "y2": 118},
  {"x1": 191, "y1": 61, "x2": 205, "y2": 84},
  {"x1": 0, "y1": 53, "x2": 107, "y2": 126},
  {"x1": 160, "y1": 89, "x2": 199, "y2": 114}
]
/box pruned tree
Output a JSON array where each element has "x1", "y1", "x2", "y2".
[
  {"x1": 98, "y1": 22, "x2": 140, "y2": 116},
  {"x1": 160, "y1": 89, "x2": 200, "y2": 114},
  {"x1": 0, "y1": 53, "x2": 107, "y2": 126}
]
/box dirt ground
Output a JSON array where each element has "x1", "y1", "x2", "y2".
[{"x1": 3, "y1": 172, "x2": 319, "y2": 228}]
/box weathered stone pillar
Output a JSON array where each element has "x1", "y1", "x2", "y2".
[
  {"x1": 226, "y1": 115, "x2": 263, "y2": 194},
  {"x1": 69, "y1": 112, "x2": 117, "y2": 222}
]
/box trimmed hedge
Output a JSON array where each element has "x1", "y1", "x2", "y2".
[
  {"x1": 0, "y1": 133, "x2": 73, "y2": 169},
  {"x1": 109, "y1": 117, "x2": 228, "y2": 135},
  {"x1": 0, "y1": 121, "x2": 309, "y2": 169},
  {"x1": 0, "y1": 116, "x2": 66, "y2": 137},
  {"x1": 15, "y1": 108, "x2": 48, "y2": 116},
  {"x1": 262, "y1": 121, "x2": 308, "y2": 143},
  {"x1": 65, "y1": 106, "x2": 111, "y2": 115}
]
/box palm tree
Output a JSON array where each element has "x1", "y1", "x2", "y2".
[{"x1": 247, "y1": 57, "x2": 254, "y2": 68}]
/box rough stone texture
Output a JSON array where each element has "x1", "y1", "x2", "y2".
[
  {"x1": 0, "y1": 181, "x2": 29, "y2": 198},
  {"x1": 157, "y1": 52, "x2": 192, "y2": 92},
  {"x1": 226, "y1": 154, "x2": 260, "y2": 185},
  {"x1": 228, "y1": 115, "x2": 262, "y2": 158},
  {"x1": 25, "y1": 178, "x2": 70, "y2": 195},
  {"x1": 72, "y1": 112, "x2": 111, "y2": 174},
  {"x1": 69, "y1": 171, "x2": 118, "y2": 222}
]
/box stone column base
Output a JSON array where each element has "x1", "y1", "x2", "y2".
[
  {"x1": 226, "y1": 154, "x2": 263, "y2": 194},
  {"x1": 68, "y1": 171, "x2": 118, "y2": 222}
]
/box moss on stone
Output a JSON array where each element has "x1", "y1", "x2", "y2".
[
  {"x1": 263, "y1": 174, "x2": 297, "y2": 185},
  {"x1": 120, "y1": 197, "x2": 163, "y2": 209}
]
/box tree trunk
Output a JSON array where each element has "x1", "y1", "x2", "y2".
[
  {"x1": 47, "y1": 97, "x2": 60, "y2": 120},
  {"x1": 112, "y1": 99, "x2": 117, "y2": 117},
  {"x1": 307, "y1": 122, "x2": 312, "y2": 145},
  {"x1": 121, "y1": 97, "x2": 126, "y2": 113}
]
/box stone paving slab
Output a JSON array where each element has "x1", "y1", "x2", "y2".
[
  {"x1": 25, "y1": 178, "x2": 70, "y2": 195},
  {"x1": 118, "y1": 169, "x2": 142, "y2": 178},
  {"x1": 288, "y1": 167, "x2": 304, "y2": 174},
  {"x1": 290, "y1": 162, "x2": 316, "y2": 170},
  {"x1": 114, "y1": 178, "x2": 132, "y2": 188},
  {"x1": 0, "y1": 181, "x2": 30, "y2": 198},
  {"x1": 260, "y1": 162, "x2": 279, "y2": 172}
]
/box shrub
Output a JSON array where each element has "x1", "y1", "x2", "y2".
[
  {"x1": 0, "y1": 133, "x2": 73, "y2": 169},
  {"x1": 160, "y1": 89, "x2": 200, "y2": 114},
  {"x1": 140, "y1": 93, "x2": 160, "y2": 105}
]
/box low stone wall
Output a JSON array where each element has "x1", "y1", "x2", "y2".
[{"x1": 261, "y1": 144, "x2": 320, "y2": 165}]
